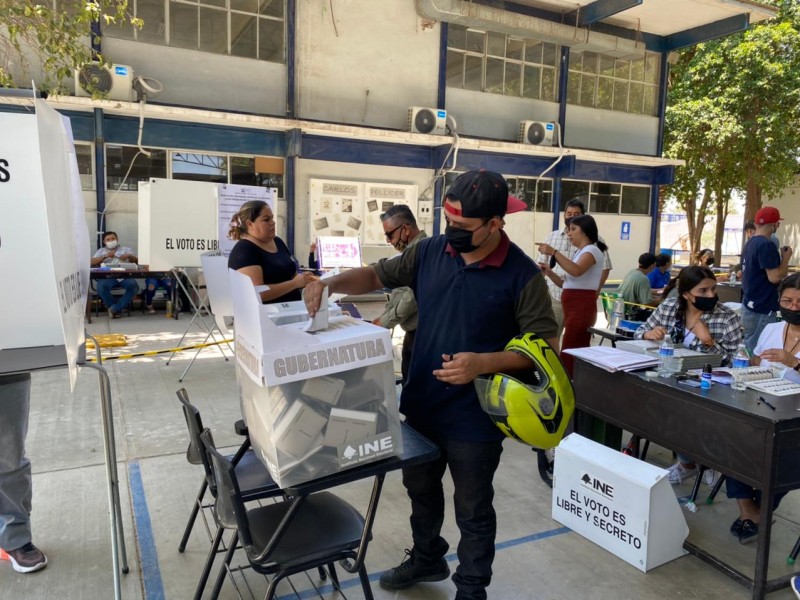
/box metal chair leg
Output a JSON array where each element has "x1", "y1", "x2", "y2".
[
  {"x1": 179, "y1": 479, "x2": 207, "y2": 552},
  {"x1": 358, "y1": 563, "x2": 375, "y2": 600},
  {"x1": 689, "y1": 467, "x2": 704, "y2": 503},
  {"x1": 193, "y1": 525, "x2": 224, "y2": 600},
  {"x1": 706, "y1": 474, "x2": 726, "y2": 504},
  {"x1": 210, "y1": 530, "x2": 239, "y2": 600},
  {"x1": 787, "y1": 535, "x2": 800, "y2": 565},
  {"x1": 327, "y1": 562, "x2": 340, "y2": 590}
]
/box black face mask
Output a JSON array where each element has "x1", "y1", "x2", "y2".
[
  {"x1": 691, "y1": 294, "x2": 719, "y2": 312},
  {"x1": 705, "y1": 258, "x2": 715, "y2": 267},
  {"x1": 781, "y1": 307, "x2": 800, "y2": 326},
  {"x1": 445, "y1": 223, "x2": 487, "y2": 254}
]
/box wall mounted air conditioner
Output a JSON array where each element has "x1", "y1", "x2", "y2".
[
  {"x1": 518, "y1": 121, "x2": 557, "y2": 146},
  {"x1": 74, "y1": 63, "x2": 135, "y2": 101},
  {"x1": 407, "y1": 107, "x2": 448, "y2": 135}
]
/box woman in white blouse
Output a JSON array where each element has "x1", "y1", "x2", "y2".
[
  {"x1": 724, "y1": 273, "x2": 800, "y2": 544},
  {"x1": 537, "y1": 214, "x2": 607, "y2": 376}
]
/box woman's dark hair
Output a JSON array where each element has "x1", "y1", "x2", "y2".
[
  {"x1": 228, "y1": 200, "x2": 268, "y2": 240},
  {"x1": 695, "y1": 248, "x2": 714, "y2": 266},
  {"x1": 674, "y1": 265, "x2": 717, "y2": 325},
  {"x1": 779, "y1": 272, "x2": 800, "y2": 296},
  {"x1": 569, "y1": 214, "x2": 608, "y2": 252}
]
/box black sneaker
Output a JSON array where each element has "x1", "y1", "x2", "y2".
[
  {"x1": 379, "y1": 548, "x2": 450, "y2": 590},
  {"x1": 6, "y1": 542, "x2": 48, "y2": 573},
  {"x1": 739, "y1": 519, "x2": 759, "y2": 545}
]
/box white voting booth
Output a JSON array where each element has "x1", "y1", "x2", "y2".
[
  {"x1": 139, "y1": 180, "x2": 274, "y2": 379},
  {"x1": 0, "y1": 100, "x2": 127, "y2": 599},
  {"x1": 552, "y1": 434, "x2": 688, "y2": 572},
  {"x1": 229, "y1": 269, "x2": 403, "y2": 488}
]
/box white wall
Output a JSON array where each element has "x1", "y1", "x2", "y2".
[
  {"x1": 503, "y1": 211, "x2": 555, "y2": 259},
  {"x1": 766, "y1": 175, "x2": 800, "y2": 255},
  {"x1": 295, "y1": 159, "x2": 435, "y2": 264},
  {"x1": 296, "y1": 0, "x2": 440, "y2": 128},
  {"x1": 565, "y1": 105, "x2": 659, "y2": 155},
  {"x1": 592, "y1": 214, "x2": 652, "y2": 283},
  {"x1": 101, "y1": 39, "x2": 286, "y2": 115},
  {"x1": 446, "y1": 89, "x2": 559, "y2": 141}
]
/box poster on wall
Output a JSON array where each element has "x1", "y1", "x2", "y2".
[
  {"x1": 0, "y1": 100, "x2": 89, "y2": 387},
  {"x1": 309, "y1": 179, "x2": 364, "y2": 239},
  {"x1": 308, "y1": 179, "x2": 419, "y2": 247},
  {"x1": 217, "y1": 184, "x2": 276, "y2": 256},
  {"x1": 362, "y1": 183, "x2": 419, "y2": 245}
]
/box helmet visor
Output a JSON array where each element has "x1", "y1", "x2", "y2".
[{"x1": 475, "y1": 374, "x2": 555, "y2": 418}]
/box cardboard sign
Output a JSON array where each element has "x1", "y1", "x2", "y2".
[
  {"x1": 139, "y1": 179, "x2": 276, "y2": 269},
  {"x1": 0, "y1": 101, "x2": 89, "y2": 387},
  {"x1": 552, "y1": 434, "x2": 688, "y2": 572}
]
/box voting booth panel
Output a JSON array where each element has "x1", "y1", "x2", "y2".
[
  {"x1": 0, "y1": 102, "x2": 89, "y2": 387},
  {"x1": 138, "y1": 179, "x2": 275, "y2": 270},
  {"x1": 199, "y1": 252, "x2": 234, "y2": 334},
  {"x1": 229, "y1": 269, "x2": 402, "y2": 488},
  {"x1": 552, "y1": 434, "x2": 688, "y2": 572}
]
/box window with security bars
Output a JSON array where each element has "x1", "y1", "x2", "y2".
[
  {"x1": 567, "y1": 50, "x2": 660, "y2": 116},
  {"x1": 561, "y1": 180, "x2": 651, "y2": 215},
  {"x1": 443, "y1": 172, "x2": 552, "y2": 213},
  {"x1": 103, "y1": 0, "x2": 285, "y2": 63},
  {"x1": 446, "y1": 24, "x2": 559, "y2": 102}
]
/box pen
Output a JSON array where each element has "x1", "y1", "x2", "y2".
[{"x1": 758, "y1": 396, "x2": 777, "y2": 411}]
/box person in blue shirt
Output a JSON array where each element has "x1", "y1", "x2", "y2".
[
  {"x1": 302, "y1": 170, "x2": 557, "y2": 600},
  {"x1": 741, "y1": 206, "x2": 793, "y2": 351},
  {"x1": 647, "y1": 253, "x2": 672, "y2": 290}
]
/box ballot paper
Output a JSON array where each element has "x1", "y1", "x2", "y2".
[{"x1": 563, "y1": 346, "x2": 659, "y2": 372}]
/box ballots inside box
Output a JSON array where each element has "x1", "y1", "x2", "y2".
[
  {"x1": 300, "y1": 375, "x2": 345, "y2": 406},
  {"x1": 323, "y1": 408, "x2": 378, "y2": 447},
  {"x1": 272, "y1": 400, "x2": 328, "y2": 459}
]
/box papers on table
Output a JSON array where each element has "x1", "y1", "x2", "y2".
[{"x1": 563, "y1": 346, "x2": 659, "y2": 372}]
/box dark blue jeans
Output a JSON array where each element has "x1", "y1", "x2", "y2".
[
  {"x1": 725, "y1": 476, "x2": 787, "y2": 508},
  {"x1": 144, "y1": 277, "x2": 172, "y2": 306},
  {"x1": 402, "y1": 422, "x2": 503, "y2": 600}
]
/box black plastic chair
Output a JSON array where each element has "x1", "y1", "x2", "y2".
[
  {"x1": 176, "y1": 389, "x2": 283, "y2": 600},
  {"x1": 200, "y1": 429, "x2": 375, "y2": 600}
]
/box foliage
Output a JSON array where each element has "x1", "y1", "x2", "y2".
[
  {"x1": 0, "y1": 1, "x2": 141, "y2": 94},
  {"x1": 664, "y1": 0, "x2": 800, "y2": 253}
]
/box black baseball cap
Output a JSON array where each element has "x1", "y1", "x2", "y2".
[{"x1": 444, "y1": 170, "x2": 526, "y2": 218}]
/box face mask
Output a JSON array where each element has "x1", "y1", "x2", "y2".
[
  {"x1": 781, "y1": 307, "x2": 800, "y2": 326},
  {"x1": 393, "y1": 238, "x2": 407, "y2": 252},
  {"x1": 705, "y1": 258, "x2": 715, "y2": 266},
  {"x1": 445, "y1": 226, "x2": 479, "y2": 253},
  {"x1": 105, "y1": 240, "x2": 118, "y2": 250},
  {"x1": 691, "y1": 294, "x2": 718, "y2": 312}
]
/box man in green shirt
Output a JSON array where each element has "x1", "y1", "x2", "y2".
[{"x1": 618, "y1": 252, "x2": 657, "y2": 320}]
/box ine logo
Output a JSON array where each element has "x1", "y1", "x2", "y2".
[
  {"x1": 339, "y1": 435, "x2": 394, "y2": 467},
  {"x1": 580, "y1": 471, "x2": 615, "y2": 500}
]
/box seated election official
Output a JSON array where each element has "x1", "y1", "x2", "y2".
[
  {"x1": 90, "y1": 231, "x2": 140, "y2": 319},
  {"x1": 635, "y1": 266, "x2": 743, "y2": 485},
  {"x1": 724, "y1": 273, "x2": 800, "y2": 544},
  {"x1": 227, "y1": 200, "x2": 316, "y2": 303}
]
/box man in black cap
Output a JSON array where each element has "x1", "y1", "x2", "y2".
[{"x1": 304, "y1": 170, "x2": 557, "y2": 600}]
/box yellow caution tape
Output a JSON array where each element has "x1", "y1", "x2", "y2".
[
  {"x1": 599, "y1": 293, "x2": 656, "y2": 311},
  {"x1": 86, "y1": 338, "x2": 233, "y2": 362}
]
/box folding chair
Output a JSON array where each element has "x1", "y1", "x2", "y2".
[
  {"x1": 175, "y1": 389, "x2": 283, "y2": 600},
  {"x1": 200, "y1": 430, "x2": 375, "y2": 600}
]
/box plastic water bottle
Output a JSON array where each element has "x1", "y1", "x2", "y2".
[
  {"x1": 658, "y1": 335, "x2": 675, "y2": 378},
  {"x1": 701, "y1": 364, "x2": 712, "y2": 390},
  {"x1": 731, "y1": 344, "x2": 750, "y2": 391},
  {"x1": 609, "y1": 298, "x2": 624, "y2": 331}
]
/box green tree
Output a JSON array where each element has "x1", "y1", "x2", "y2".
[
  {"x1": 0, "y1": 1, "x2": 140, "y2": 94},
  {"x1": 664, "y1": 0, "x2": 800, "y2": 255}
]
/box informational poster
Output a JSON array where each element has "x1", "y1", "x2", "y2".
[
  {"x1": 363, "y1": 183, "x2": 418, "y2": 245},
  {"x1": 316, "y1": 236, "x2": 362, "y2": 269},
  {"x1": 621, "y1": 221, "x2": 631, "y2": 241},
  {"x1": 0, "y1": 100, "x2": 89, "y2": 387},
  {"x1": 217, "y1": 184, "x2": 275, "y2": 256},
  {"x1": 309, "y1": 179, "x2": 418, "y2": 247}
]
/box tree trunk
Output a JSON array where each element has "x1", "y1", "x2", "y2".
[
  {"x1": 745, "y1": 176, "x2": 762, "y2": 223},
  {"x1": 713, "y1": 189, "x2": 730, "y2": 268},
  {"x1": 690, "y1": 187, "x2": 713, "y2": 261}
]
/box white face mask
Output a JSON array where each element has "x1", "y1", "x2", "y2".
[{"x1": 105, "y1": 240, "x2": 119, "y2": 250}]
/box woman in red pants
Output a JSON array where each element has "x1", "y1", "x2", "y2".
[{"x1": 537, "y1": 214, "x2": 607, "y2": 376}]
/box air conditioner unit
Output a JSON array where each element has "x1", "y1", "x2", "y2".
[
  {"x1": 407, "y1": 107, "x2": 448, "y2": 135},
  {"x1": 518, "y1": 121, "x2": 557, "y2": 146},
  {"x1": 74, "y1": 63, "x2": 135, "y2": 101}
]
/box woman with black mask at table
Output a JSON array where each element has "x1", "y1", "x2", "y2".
[{"x1": 634, "y1": 266, "x2": 743, "y2": 486}]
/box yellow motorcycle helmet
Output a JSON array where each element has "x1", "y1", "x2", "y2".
[{"x1": 475, "y1": 333, "x2": 575, "y2": 449}]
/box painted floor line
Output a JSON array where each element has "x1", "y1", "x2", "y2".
[
  {"x1": 274, "y1": 526, "x2": 571, "y2": 600},
  {"x1": 129, "y1": 460, "x2": 166, "y2": 600}
]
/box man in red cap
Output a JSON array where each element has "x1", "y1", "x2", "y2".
[
  {"x1": 741, "y1": 206, "x2": 793, "y2": 350},
  {"x1": 303, "y1": 170, "x2": 557, "y2": 600}
]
